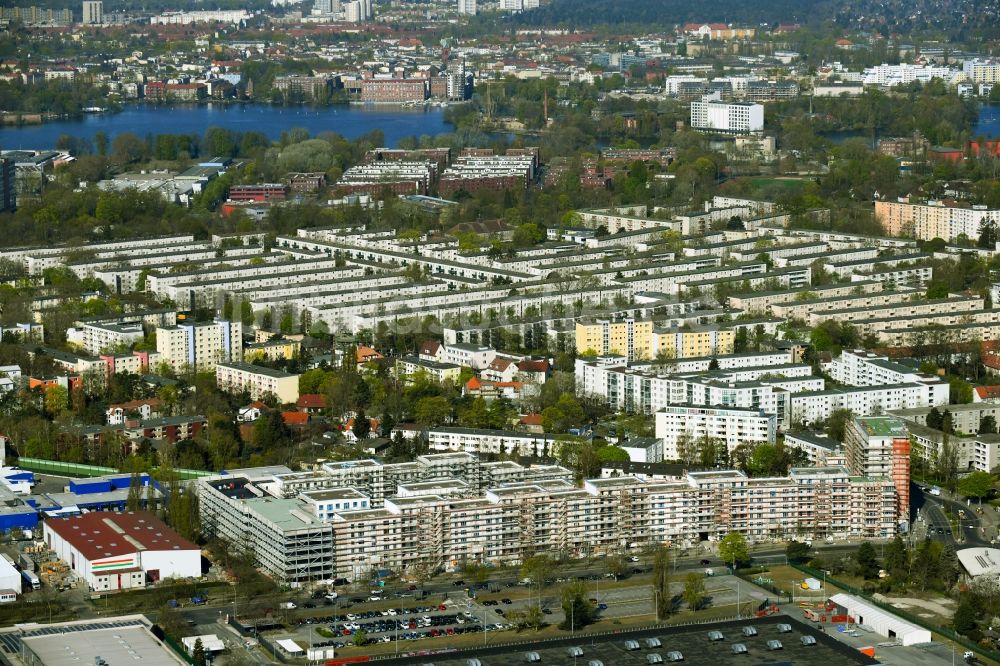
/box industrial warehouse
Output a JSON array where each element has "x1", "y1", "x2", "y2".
[{"x1": 42, "y1": 512, "x2": 201, "y2": 592}]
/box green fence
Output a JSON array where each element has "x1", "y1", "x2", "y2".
[
  {"x1": 790, "y1": 563, "x2": 1000, "y2": 662},
  {"x1": 16, "y1": 457, "x2": 215, "y2": 480}
]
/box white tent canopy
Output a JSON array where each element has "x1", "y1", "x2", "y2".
[
  {"x1": 829, "y1": 593, "x2": 932, "y2": 646},
  {"x1": 181, "y1": 635, "x2": 225, "y2": 654},
  {"x1": 276, "y1": 639, "x2": 304, "y2": 654}
]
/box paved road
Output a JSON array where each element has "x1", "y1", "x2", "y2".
[{"x1": 914, "y1": 485, "x2": 990, "y2": 547}]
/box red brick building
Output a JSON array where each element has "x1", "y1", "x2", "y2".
[
  {"x1": 228, "y1": 184, "x2": 289, "y2": 202},
  {"x1": 360, "y1": 79, "x2": 427, "y2": 102}
]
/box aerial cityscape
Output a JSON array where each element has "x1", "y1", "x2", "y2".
[{"x1": 0, "y1": 0, "x2": 998, "y2": 664}]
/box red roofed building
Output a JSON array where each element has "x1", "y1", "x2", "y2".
[
  {"x1": 516, "y1": 359, "x2": 550, "y2": 383},
  {"x1": 418, "y1": 340, "x2": 442, "y2": 362},
  {"x1": 483, "y1": 357, "x2": 516, "y2": 382},
  {"x1": 356, "y1": 345, "x2": 383, "y2": 366},
  {"x1": 43, "y1": 511, "x2": 200, "y2": 592},
  {"x1": 519, "y1": 413, "x2": 544, "y2": 433},
  {"x1": 297, "y1": 394, "x2": 326, "y2": 413},
  {"x1": 282, "y1": 411, "x2": 310, "y2": 427},
  {"x1": 974, "y1": 385, "x2": 1000, "y2": 403}
]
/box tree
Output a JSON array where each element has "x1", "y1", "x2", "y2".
[
  {"x1": 652, "y1": 543, "x2": 672, "y2": 620},
  {"x1": 559, "y1": 581, "x2": 594, "y2": 631},
  {"x1": 786, "y1": 540, "x2": 811, "y2": 563},
  {"x1": 884, "y1": 535, "x2": 909, "y2": 582},
  {"x1": 520, "y1": 554, "x2": 551, "y2": 588},
  {"x1": 192, "y1": 638, "x2": 207, "y2": 666},
  {"x1": 926, "y1": 406, "x2": 944, "y2": 430},
  {"x1": 719, "y1": 532, "x2": 750, "y2": 569},
  {"x1": 980, "y1": 415, "x2": 998, "y2": 435},
  {"x1": 682, "y1": 573, "x2": 706, "y2": 610},
  {"x1": 957, "y1": 471, "x2": 994, "y2": 500},
  {"x1": 953, "y1": 595, "x2": 977, "y2": 634},
  {"x1": 855, "y1": 542, "x2": 880, "y2": 579},
  {"x1": 824, "y1": 408, "x2": 854, "y2": 442},
  {"x1": 413, "y1": 396, "x2": 451, "y2": 427},
  {"x1": 353, "y1": 629, "x2": 367, "y2": 647},
  {"x1": 352, "y1": 409, "x2": 371, "y2": 440},
  {"x1": 126, "y1": 472, "x2": 143, "y2": 511}
]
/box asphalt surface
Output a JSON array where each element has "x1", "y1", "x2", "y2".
[{"x1": 913, "y1": 485, "x2": 992, "y2": 547}]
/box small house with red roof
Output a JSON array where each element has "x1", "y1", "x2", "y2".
[
  {"x1": 483, "y1": 357, "x2": 517, "y2": 383},
  {"x1": 356, "y1": 345, "x2": 383, "y2": 367},
  {"x1": 107, "y1": 398, "x2": 162, "y2": 425},
  {"x1": 418, "y1": 340, "x2": 442, "y2": 362},
  {"x1": 519, "y1": 413, "x2": 544, "y2": 433},
  {"x1": 297, "y1": 394, "x2": 326, "y2": 413},
  {"x1": 282, "y1": 411, "x2": 310, "y2": 428},
  {"x1": 974, "y1": 386, "x2": 1000, "y2": 403},
  {"x1": 516, "y1": 359, "x2": 550, "y2": 384}
]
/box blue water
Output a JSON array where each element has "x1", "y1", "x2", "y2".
[
  {"x1": 976, "y1": 103, "x2": 1000, "y2": 138},
  {"x1": 0, "y1": 103, "x2": 453, "y2": 149}
]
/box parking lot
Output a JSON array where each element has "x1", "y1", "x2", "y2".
[
  {"x1": 286, "y1": 599, "x2": 511, "y2": 651},
  {"x1": 376, "y1": 615, "x2": 879, "y2": 666},
  {"x1": 278, "y1": 572, "x2": 773, "y2": 652}
]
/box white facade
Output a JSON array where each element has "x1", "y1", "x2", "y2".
[
  {"x1": 81, "y1": 0, "x2": 103, "y2": 24},
  {"x1": 457, "y1": 0, "x2": 476, "y2": 13},
  {"x1": 440, "y1": 343, "x2": 496, "y2": 370},
  {"x1": 73, "y1": 323, "x2": 144, "y2": 356},
  {"x1": 789, "y1": 383, "x2": 948, "y2": 427},
  {"x1": 43, "y1": 512, "x2": 201, "y2": 592},
  {"x1": 216, "y1": 362, "x2": 300, "y2": 403},
  {"x1": 655, "y1": 405, "x2": 777, "y2": 460},
  {"x1": 861, "y1": 63, "x2": 960, "y2": 88},
  {"x1": 156, "y1": 320, "x2": 241, "y2": 372},
  {"x1": 691, "y1": 93, "x2": 764, "y2": 134},
  {"x1": 0, "y1": 558, "x2": 21, "y2": 594},
  {"x1": 828, "y1": 593, "x2": 932, "y2": 646},
  {"x1": 830, "y1": 349, "x2": 932, "y2": 387}
]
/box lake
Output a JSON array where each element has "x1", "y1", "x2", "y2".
[
  {"x1": 976, "y1": 103, "x2": 1000, "y2": 138},
  {"x1": 0, "y1": 103, "x2": 453, "y2": 150}
]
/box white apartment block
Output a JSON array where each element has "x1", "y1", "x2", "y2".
[
  {"x1": 423, "y1": 427, "x2": 557, "y2": 457},
  {"x1": 769, "y1": 288, "x2": 921, "y2": 321},
  {"x1": 216, "y1": 362, "x2": 300, "y2": 404},
  {"x1": 198, "y1": 462, "x2": 896, "y2": 582},
  {"x1": 655, "y1": 405, "x2": 777, "y2": 461},
  {"x1": 576, "y1": 355, "x2": 813, "y2": 423},
  {"x1": 850, "y1": 264, "x2": 934, "y2": 290},
  {"x1": 71, "y1": 323, "x2": 145, "y2": 356},
  {"x1": 830, "y1": 349, "x2": 941, "y2": 388},
  {"x1": 789, "y1": 383, "x2": 948, "y2": 428},
  {"x1": 156, "y1": 320, "x2": 242, "y2": 372},
  {"x1": 439, "y1": 343, "x2": 496, "y2": 370},
  {"x1": 727, "y1": 280, "x2": 884, "y2": 314},
  {"x1": 81, "y1": 0, "x2": 103, "y2": 24},
  {"x1": 862, "y1": 63, "x2": 961, "y2": 88},
  {"x1": 690, "y1": 93, "x2": 764, "y2": 134},
  {"x1": 457, "y1": 0, "x2": 476, "y2": 14},
  {"x1": 783, "y1": 431, "x2": 841, "y2": 465}
]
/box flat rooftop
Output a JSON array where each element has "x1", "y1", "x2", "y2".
[
  {"x1": 855, "y1": 416, "x2": 908, "y2": 437},
  {"x1": 9, "y1": 618, "x2": 186, "y2": 666}
]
